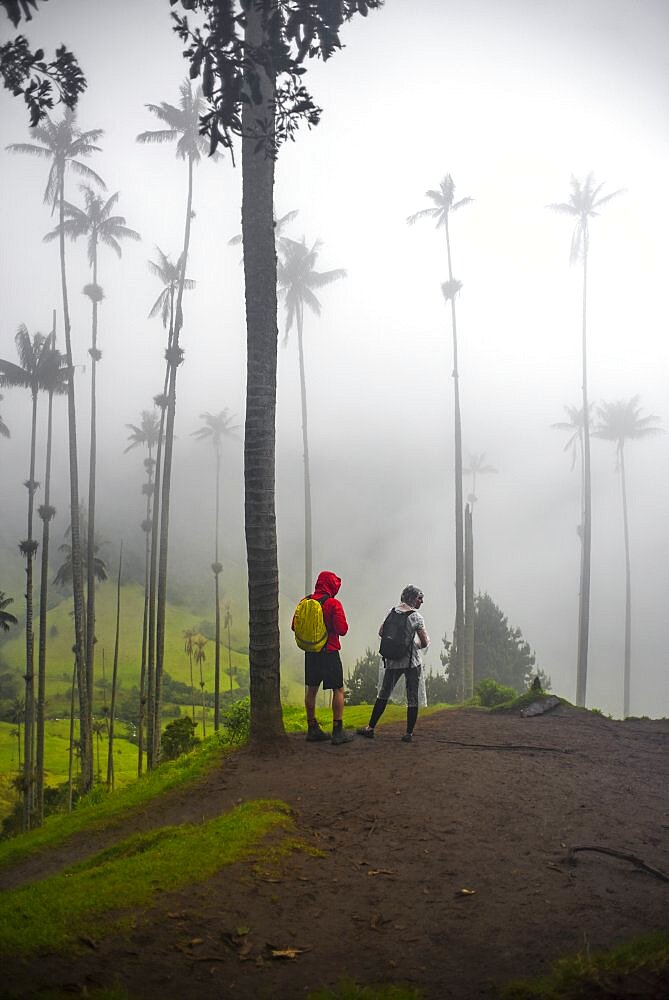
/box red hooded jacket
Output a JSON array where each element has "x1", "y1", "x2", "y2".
[{"x1": 294, "y1": 570, "x2": 348, "y2": 651}]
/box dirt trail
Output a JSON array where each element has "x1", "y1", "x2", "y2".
[{"x1": 3, "y1": 707, "x2": 668, "y2": 999}]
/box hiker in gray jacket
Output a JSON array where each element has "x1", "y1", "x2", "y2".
[{"x1": 357, "y1": 585, "x2": 430, "y2": 743}]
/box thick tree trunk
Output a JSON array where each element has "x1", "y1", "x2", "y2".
[
  {"x1": 137, "y1": 452, "x2": 153, "y2": 777},
  {"x1": 620, "y1": 445, "x2": 632, "y2": 717},
  {"x1": 242, "y1": 1, "x2": 287, "y2": 745},
  {"x1": 107, "y1": 543, "x2": 122, "y2": 789},
  {"x1": 296, "y1": 306, "x2": 313, "y2": 594},
  {"x1": 58, "y1": 175, "x2": 91, "y2": 791},
  {"x1": 576, "y1": 249, "x2": 591, "y2": 707},
  {"x1": 445, "y1": 222, "x2": 465, "y2": 702},
  {"x1": 67, "y1": 660, "x2": 76, "y2": 812},
  {"x1": 464, "y1": 504, "x2": 474, "y2": 699},
  {"x1": 21, "y1": 387, "x2": 38, "y2": 831},
  {"x1": 86, "y1": 250, "x2": 99, "y2": 725}
]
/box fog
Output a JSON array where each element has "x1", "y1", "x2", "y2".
[{"x1": 1, "y1": 0, "x2": 668, "y2": 717}]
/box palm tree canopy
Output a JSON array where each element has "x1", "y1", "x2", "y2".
[
  {"x1": 277, "y1": 237, "x2": 346, "y2": 339},
  {"x1": 548, "y1": 173, "x2": 625, "y2": 263},
  {"x1": 147, "y1": 247, "x2": 195, "y2": 326},
  {"x1": 594, "y1": 396, "x2": 663, "y2": 463},
  {"x1": 6, "y1": 109, "x2": 104, "y2": 207},
  {"x1": 44, "y1": 186, "x2": 140, "y2": 265},
  {"x1": 552, "y1": 403, "x2": 592, "y2": 470},
  {"x1": 125, "y1": 410, "x2": 162, "y2": 454},
  {"x1": 192, "y1": 409, "x2": 239, "y2": 447},
  {"x1": 0, "y1": 325, "x2": 53, "y2": 395},
  {"x1": 464, "y1": 453, "x2": 498, "y2": 476},
  {"x1": 0, "y1": 591, "x2": 18, "y2": 632},
  {"x1": 137, "y1": 80, "x2": 213, "y2": 163},
  {"x1": 407, "y1": 174, "x2": 473, "y2": 228}
]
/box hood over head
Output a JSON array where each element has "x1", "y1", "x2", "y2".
[{"x1": 313, "y1": 570, "x2": 341, "y2": 598}]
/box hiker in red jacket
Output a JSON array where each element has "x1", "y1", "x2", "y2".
[{"x1": 293, "y1": 570, "x2": 353, "y2": 745}]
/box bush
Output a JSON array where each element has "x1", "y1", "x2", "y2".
[
  {"x1": 475, "y1": 677, "x2": 517, "y2": 707},
  {"x1": 160, "y1": 716, "x2": 200, "y2": 761},
  {"x1": 425, "y1": 668, "x2": 454, "y2": 705},
  {"x1": 345, "y1": 649, "x2": 380, "y2": 705},
  {"x1": 221, "y1": 697, "x2": 250, "y2": 743}
]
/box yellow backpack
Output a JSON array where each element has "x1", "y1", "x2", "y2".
[{"x1": 293, "y1": 595, "x2": 328, "y2": 652}]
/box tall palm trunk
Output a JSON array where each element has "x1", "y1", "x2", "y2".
[
  {"x1": 35, "y1": 315, "x2": 58, "y2": 826},
  {"x1": 86, "y1": 248, "x2": 100, "y2": 723},
  {"x1": 619, "y1": 444, "x2": 632, "y2": 717},
  {"x1": 107, "y1": 543, "x2": 122, "y2": 789},
  {"x1": 576, "y1": 249, "x2": 591, "y2": 707},
  {"x1": 146, "y1": 328, "x2": 172, "y2": 769},
  {"x1": 464, "y1": 504, "x2": 474, "y2": 699},
  {"x1": 213, "y1": 440, "x2": 222, "y2": 731},
  {"x1": 155, "y1": 157, "x2": 194, "y2": 761},
  {"x1": 445, "y1": 221, "x2": 465, "y2": 702},
  {"x1": 67, "y1": 660, "x2": 76, "y2": 812},
  {"x1": 58, "y1": 173, "x2": 92, "y2": 790},
  {"x1": 137, "y1": 449, "x2": 153, "y2": 776},
  {"x1": 242, "y1": 1, "x2": 287, "y2": 745},
  {"x1": 296, "y1": 303, "x2": 313, "y2": 593},
  {"x1": 21, "y1": 385, "x2": 39, "y2": 830}
]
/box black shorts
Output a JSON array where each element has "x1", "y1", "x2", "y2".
[{"x1": 304, "y1": 650, "x2": 344, "y2": 691}]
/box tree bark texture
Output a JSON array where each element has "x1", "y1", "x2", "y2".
[{"x1": 242, "y1": 0, "x2": 287, "y2": 745}]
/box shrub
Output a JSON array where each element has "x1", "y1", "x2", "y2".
[
  {"x1": 475, "y1": 677, "x2": 517, "y2": 707},
  {"x1": 160, "y1": 716, "x2": 200, "y2": 760},
  {"x1": 221, "y1": 697, "x2": 250, "y2": 743}
]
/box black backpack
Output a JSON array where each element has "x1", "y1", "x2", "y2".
[{"x1": 379, "y1": 608, "x2": 415, "y2": 661}]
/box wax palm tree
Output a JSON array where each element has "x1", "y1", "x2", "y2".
[
  {"x1": 143, "y1": 255, "x2": 194, "y2": 769},
  {"x1": 192, "y1": 409, "x2": 239, "y2": 730},
  {"x1": 125, "y1": 409, "x2": 161, "y2": 775},
  {"x1": 0, "y1": 395, "x2": 9, "y2": 438},
  {"x1": 463, "y1": 452, "x2": 497, "y2": 507},
  {"x1": 552, "y1": 403, "x2": 593, "y2": 557},
  {"x1": 0, "y1": 592, "x2": 18, "y2": 632},
  {"x1": 224, "y1": 604, "x2": 233, "y2": 693},
  {"x1": 53, "y1": 512, "x2": 108, "y2": 589},
  {"x1": 593, "y1": 397, "x2": 663, "y2": 717},
  {"x1": 45, "y1": 186, "x2": 139, "y2": 718},
  {"x1": 35, "y1": 322, "x2": 69, "y2": 825},
  {"x1": 277, "y1": 236, "x2": 346, "y2": 592},
  {"x1": 183, "y1": 627, "x2": 197, "y2": 720},
  {"x1": 408, "y1": 174, "x2": 473, "y2": 702},
  {"x1": 193, "y1": 634, "x2": 208, "y2": 739},
  {"x1": 7, "y1": 109, "x2": 104, "y2": 792},
  {"x1": 549, "y1": 176, "x2": 624, "y2": 706},
  {"x1": 0, "y1": 324, "x2": 55, "y2": 827},
  {"x1": 137, "y1": 80, "x2": 211, "y2": 765}
]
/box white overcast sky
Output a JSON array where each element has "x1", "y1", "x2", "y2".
[{"x1": 1, "y1": 0, "x2": 668, "y2": 717}]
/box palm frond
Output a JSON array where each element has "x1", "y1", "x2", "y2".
[
  {"x1": 136, "y1": 129, "x2": 179, "y2": 145},
  {"x1": 406, "y1": 206, "x2": 440, "y2": 225}
]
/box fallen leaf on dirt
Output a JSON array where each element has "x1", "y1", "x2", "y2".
[
  {"x1": 270, "y1": 946, "x2": 312, "y2": 960},
  {"x1": 167, "y1": 911, "x2": 187, "y2": 920},
  {"x1": 367, "y1": 868, "x2": 397, "y2": 877},
  {"x1": 188, "y1": 938, "x2": 204, "y2": 947},
  {"x1": 238, "y1": 939, "x2": 253, "y2": 960},
  {"x1": 456, "y1": 888, "x2": 476, "y2": 896},
  {"x1": 235, "y1": 925, "x2": 250, "y2": 937}
]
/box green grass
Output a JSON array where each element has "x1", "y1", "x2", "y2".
[
  {"x1": 0, "y1": 583, "x2": 249, "y2": 712},
  {"x1": 0, "y1": 799, "x2": 293, "y2": 955},
  {"x1": 286, "y1": 702, "x2": 450, "y2": 733},
  {"x1": 308, "y1": 983, "x2": 422, "y2": 1000},
  {"x1": 0, "y1": 729, "x2": 232, "y2": 871},
  {"x1": 501, "y1": 931, "x2": 669, "y2": 999}
]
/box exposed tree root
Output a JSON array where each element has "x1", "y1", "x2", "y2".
[
  {"x1": 568, "y1": 845, "x2": 669, "y2": 881},
  {"x1": 431, "y1": 738, "x2": 573, "y2": 754}
]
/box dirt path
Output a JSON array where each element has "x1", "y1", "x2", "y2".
[{"x1": 3, "y1": 707, "x2": 669, "y2": 999}]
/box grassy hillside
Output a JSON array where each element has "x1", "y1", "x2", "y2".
[{"x1": 0, "y1": 582, "x2": 250, "y2": 713}]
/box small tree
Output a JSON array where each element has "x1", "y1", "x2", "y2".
[
  {"x1": 345, "y1": 648, "x2": 380, "y2": 705},
  {"x1": 161, "y1": 715, "x2": 200, "y2": 761}
]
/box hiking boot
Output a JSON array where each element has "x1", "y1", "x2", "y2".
[
  {"x1": 331, "y1": 728, "x2": 353, "y2": 745},
  {"x1": 400, "y1": 733, "x2": 413, "y2": 743},
  {"x1": 306, "y1": 725, "x2": 330, "y2": 743},
  {"x1": 356, "y1": 727, "x2": 375, "y2": 739}
]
